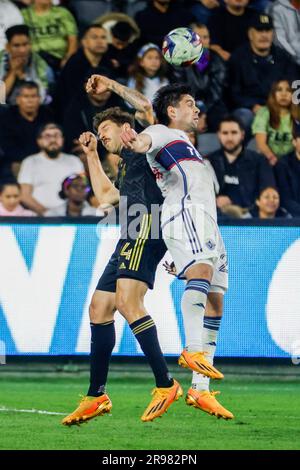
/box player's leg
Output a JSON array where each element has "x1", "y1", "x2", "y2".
[
  {"x1": 116, "y1": 277, "x2": 182, "y2": 422},
  {"x1": 187, "y1": 291, "x2": 234, "y2": 419},
  {"x1": 62, "y1": 247, "x2": 119, "y2": 426},
  {"x1": 178, "y1": 262, "x2": 224, "y2": 379}
]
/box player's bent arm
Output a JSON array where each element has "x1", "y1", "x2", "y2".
[
  {"x1": 121, "y1": 129, "x2": 152, "y2": 154},
  {"x1": 87, "y1": 74, "x2": 154, "y2": 126},
  {"x1": 86, "y1": 150, "x2": 120, "y2": 205}
]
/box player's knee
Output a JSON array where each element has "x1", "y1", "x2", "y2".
[
  {"x1": 116, "y1": 292, "x2": 145, "y2": 322},
  {"x1": 89, "y1": 296, "x2": 114, "y2": 324}
]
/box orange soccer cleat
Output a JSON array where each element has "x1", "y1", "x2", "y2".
[
  {"x1": 61, "y1": 394, "x2": 112, "y2": 426},
  {"x1": 141, "y1": 380, "x2": 183, "y2": 422},
  {"x1": 186, "y1": 388, "x2": 234, "y2": 420},
  {"x1": 178, "y1": 349, "x2": 224, "y2": 379}
]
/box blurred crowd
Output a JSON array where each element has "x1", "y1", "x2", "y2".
[{"x1": 0, "y1": 0, "x2": 300, "y2": 220}]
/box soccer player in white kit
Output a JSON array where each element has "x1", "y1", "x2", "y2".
[{"x1": 121, "y1": 84, "x2": 233, "y2": 419}]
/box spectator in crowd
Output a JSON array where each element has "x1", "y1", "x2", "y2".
[
  {"x1": 45, "y1": 173, "x2": 98, "y2": 216},
  {"x1": 0, "y1": 81, "x2": 53, "y2": 178},
  {"x1": 0, "y1": 181, "x2": 36, "y2": 216},
  {"x1": 127, "y1": 43, "x2": 169, "y2": 103},
  {"x1": 104, "y1": 20, "x2": 140, "y2": 80},
  {"x1": 55, "y1": 24, "x2": 111, "y2": 116},
  {"x1": 252, "y1": 79, "x2": 300, "y2": 165},
  {"x1": 62, "y1": 71, "x2": 123, "y2": 154},
  {"x1": 18, "y1": 122, "x2": 84, "y2": 215},
  {"x1": 22, "y1": 0, "x2": 78, "y2": 70},
  {"x1": 272, "y1": 0, "x2": 300, "y2": 66},
  {"x1": 135, "y1": 0, "x2": 195, "y2": 47},
  {"x1": 188, "y1": 0, "x2": 220, "y2": 25},
  {"x1": 0, "y1": 24, "x2": 54, "y2": 105},
  {"x1": 243, "y1": 186, "x2": 291, "y2": 218},
  {"x1": 208, "y1": 116, "x2": 275, "y2": 216},
  {"x1": 0, "y1": 0, "x2": 24, "y2": 51},
  {"x1": 171, "y1": 23, "x2": 227, "y2": 131},
  {"x1": 209, "y1": 0, "x2": 255, "y2": 61},
  {"x1": 275, "y1": 121, "x2": 300, "y2": 216},
  {"x1": 228, "y1": 13, "x2": 298, "y2": 131}
]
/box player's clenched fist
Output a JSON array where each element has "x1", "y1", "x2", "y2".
[
  {"x1": 79, "y1": 132, "x2": 98, "y2": 154},
  {"x1": 86, "y1": 74, "x2": 111, "y2": 95},
  {"x1": 120, "y1": 128, "x2": 138, "y2": 150}
]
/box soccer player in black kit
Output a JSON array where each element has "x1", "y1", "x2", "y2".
[{"x1": 62, "y1": 75, "x2": 183, "y2": 425}]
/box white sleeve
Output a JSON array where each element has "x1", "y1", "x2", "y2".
[
  {"x1": 18, "y1": 158, "x2": 34, "y2": 185},
  {"x1": 141, "y1": 124, "x2": 173, "y2": 154}
]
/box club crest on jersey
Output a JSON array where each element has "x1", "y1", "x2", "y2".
[{"x1": 205, "y1": 239, "x2": 216, "y2": 250}]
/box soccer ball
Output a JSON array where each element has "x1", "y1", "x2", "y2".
[{"x1": 162, "y1": 27, "x2": 203, "y2": 67}]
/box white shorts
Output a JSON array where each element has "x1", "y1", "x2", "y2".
[{"x1": 162, "y1": 208, "x2": 228, "y2": 293}]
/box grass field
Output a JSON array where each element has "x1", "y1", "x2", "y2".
[{"x1": 0, "y1": 362, "x2": 299, "y2": 450}]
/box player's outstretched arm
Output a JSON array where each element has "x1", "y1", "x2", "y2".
[
  {"x1": 86, "y1": 74, "x2": 154, "y2": 127},
  {"x1": 120, "y1": 127, "x2": 152, "y2": 154},
  {"x1": 79, "y1": 132, "x2": 119, "y2": 206}
]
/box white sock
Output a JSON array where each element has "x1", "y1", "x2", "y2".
[
  {"x1": 181, "y1": 279, "x2": 210, "y2": 351},
  {"x1": 192, "y1": 316, "x2": 222, "y2": 391}
]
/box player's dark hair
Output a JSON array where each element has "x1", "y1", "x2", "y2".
[
  {"x1": 217, "y1": 115, "x2": 245, "y2": 132},
  {"x1": 111, "y1": 22, "x2": 133, "y2": 42},
  {"x1": 0, "y1": 181, "x2": 21, "y2": 194},
  {"x1": 5, "y1": 24, "x2": 30, "y2": 42},
  {"x1": 93, "y1": 107, "x2": 135, "y2": 132},
  {"x1": 152, "y1": 83, "x2": 194, "y2": 125}
]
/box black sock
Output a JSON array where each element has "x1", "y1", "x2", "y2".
[
  {"x1": 130, "y1": 315, "x2": 173, "y2": 388},
  {"x1": 87, "y1": 321, "x2": 115, "y2": 397}
]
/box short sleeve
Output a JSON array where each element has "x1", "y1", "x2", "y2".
[
  {"x1": 141, "y1": 124, "x2": 172, "y2": 154},
  {"x1": 252, "y1": 107, "x2": 270, "y2": 135},
  {"x1": 18, "y1": 158, "x2": 34, "y2": 185}
]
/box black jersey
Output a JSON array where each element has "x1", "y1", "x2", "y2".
[{"x1": 116, "y1": 149, "x2": 164, "y2": 240}]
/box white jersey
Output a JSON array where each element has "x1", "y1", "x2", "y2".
[{"x1": 142, "y1": 124, "x2": 217, "y2": 225}]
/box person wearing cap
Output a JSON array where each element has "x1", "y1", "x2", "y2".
[
  {"x1": 127, "y1": 43, "x2": 169, "y2": 103},
  {"x1": 275, "y1": 122, "x2": 300, "y2": 216},
  {"x1": 228, "y1": 13, "x2": 298, "y2": 131},
  {"x1": 272, "y1": 0, "x2": 300, "y2": 66},
  {"x1": 208, "y1": 0, "x2": 256, "y2": 62},
  {"x1": 0, "y1": 24, "x2": 54, "y2": 105},
  {"x1": 17, "y1": 122, "x2": 84, "y2": 215},
  {"x1": 45, "y1": 173, "x2": 98, "y2": 217}
]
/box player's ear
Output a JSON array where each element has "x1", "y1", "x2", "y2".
[
  {"x1": 167, "y1": 105, "x2": 176, "y2": 121},
  {"x1": 122, "y1": 122, "x2": 131, "y2": 131}
]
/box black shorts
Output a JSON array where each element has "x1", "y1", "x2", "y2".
[{"x1": 96, "y1": 236, "x2": 167, "y2": 292}]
